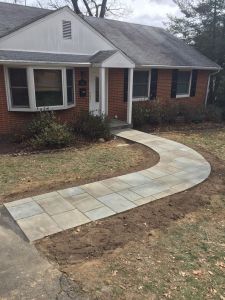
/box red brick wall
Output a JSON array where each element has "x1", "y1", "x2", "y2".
[
  {"x1": 108, "y1": 68, "x2": 127, "y2": 121},
  {"x1": 157, "y1": 69, "x2": 210, "y2": 106},
  {"x1": 0, "y1": 66, "x2": 210, "y2": 135},
  {"x1": 0, "y1": 66, "x2": 89, "y2": 136}
]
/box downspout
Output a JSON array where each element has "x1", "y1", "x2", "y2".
[{"x1": 205, "y1": 69, "x2": 221, "y2": 107}]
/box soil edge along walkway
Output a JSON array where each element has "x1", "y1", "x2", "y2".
[{"x1": 4, "y1": 129, "x2": 211, "y2": 241}]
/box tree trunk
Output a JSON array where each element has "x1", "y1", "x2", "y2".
[
  {"x1": 71, "y1": 0, "x2": 82, "y2": 14},
  {"x1": 99, "y1": 0, "x2": 107, "y2": 18}
]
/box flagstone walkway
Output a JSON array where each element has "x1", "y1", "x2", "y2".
[{"x1": 4, "y1": 129, "x2": 211, "y2": 242}]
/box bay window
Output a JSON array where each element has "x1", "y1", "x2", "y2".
[
  {"x1": 6, "y1": 67, "x2": 75, "y2": 111},
  {"x1": 34, "y1": 69, "x2": 63, "y2": 107},
  {"x1": 66, "y1": 69, "x2": 74, "y2": 105},
  {"x1": 9, "y1": 68, "x2": 29, "y2": 108}
]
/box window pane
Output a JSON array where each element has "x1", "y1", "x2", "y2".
[
  {"x1": 66, "y1": 69, "x2": 74, "y2": 104},
  {"x1": 34, "y1": 69, "x2": 63, "y2": 107},
  {"x1": 95, "y1": 77, "x2": 99, "y2": 102},
  {"x1": 133, "y1": 71, "x2": 149, "y2": 97},
  {"x1": 67, "y1": 87, "x2": 73, "y2": 104},
  {"x1": 9, "y1": 68, "x2": 29, "y2": 107},
  {"x1": 177, "y1": 71, "x2": 191, "y2": 95},
  {"x1": 133, "y1": 85, "x2": 148, "y2": 97},
  {"x1": 9, "y1": 68, "x2": 27, "y2": 87},
  {"x1": 133, "y1": 71, "x2": 148, "y2": 84},
  {"x1": 66, "y1": 69, "x2": 73, "y2": 86},
  {"x1": 11, "y1": 88, "x2": 29, "y2": 107}
]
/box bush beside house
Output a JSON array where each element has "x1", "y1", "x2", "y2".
[
  {"x1": 22, "y1": 111, "x2": 111, "y2": 150},
  {"x1": 132, "y1": 101, "x2": 225, "y2": 129}
]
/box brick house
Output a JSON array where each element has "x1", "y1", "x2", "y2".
[{"x1": 0, "y1": 2, "x2": 220, "y2": 136}]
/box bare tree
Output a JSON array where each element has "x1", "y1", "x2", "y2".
[{"x1": 47, "y1": 0, "x2": 130, "y2": 18}]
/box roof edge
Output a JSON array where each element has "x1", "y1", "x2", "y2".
[
  {"x1": 0, "y1": 6, "x2": 68, "y2": 40},
  {"x1": 136, "y1": 64, "x2": 221, "y2": 70}
]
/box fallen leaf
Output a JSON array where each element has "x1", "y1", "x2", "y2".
[
  {"x1": 193, "y1": 269, "x2": 204, "y2": 276},
  {"x1": 216, "y1": 261, "x2": 225, "y2": 268},
  {"x1": 112, "y1": 270, "x2": 118, "y2": 276},
  {"x1": 179, "y1": 271, "x2": 187, "y2": 277},
  {"x1": 208, "y1": 271, "x2": 214, "y2": 275}
]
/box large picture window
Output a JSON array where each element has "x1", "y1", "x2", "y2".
[
  {"x1": 9, "y1": 68, "x2": 29, "y2": 108},
  {"x1": 6, "y1": 67, "x2": 75, "y2": 111},
  {"x1": 176, "y1": 71, "x2": 191, "y2": 97},
  {"x1": 34, "y1": 69, "x2": 63, "y2": 107},
  {"x1": 133, "y1": 70, "x2": 149, "y2": 98}
]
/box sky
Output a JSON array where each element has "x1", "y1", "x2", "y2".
[
  {"x1": 123, "y1": 0, "x2": 180, "y2": 27},
  {"x1": 4, "y1": 0, "x2": 181, "y2": 28}
]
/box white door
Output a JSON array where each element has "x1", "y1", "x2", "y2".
[{"x1": 89, "y1": 68, "x2": 100, "y2": 115}]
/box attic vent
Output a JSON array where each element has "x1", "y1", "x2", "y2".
[{"x1": 62, "y1": 20, "x2": 72, "y2": 39}]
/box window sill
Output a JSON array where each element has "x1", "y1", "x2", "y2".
[
  {"x1": 132, "y1": 97, "x2": 149, "y2": 102},
  {"x1": 176, "y1": 94, "x2": 190, "y2": 99},
  {"x1": 8, "y1": 104, "x2": 75, "y2": 112}
]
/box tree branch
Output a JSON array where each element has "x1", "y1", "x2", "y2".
[{"x1": 82, "y1": 0, "x2": 93, "y2": 16}]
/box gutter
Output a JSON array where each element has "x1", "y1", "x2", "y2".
[
  {"x1": 136, "y1": 64, "x2": 220, "y2": 71},
  {"x1": 0, "y1": 60, "x2": 91, "y2": 66}
]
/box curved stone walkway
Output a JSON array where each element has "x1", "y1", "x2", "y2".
[{"x1": 4, "y1": 129, "x2": 211, "y2": 241}]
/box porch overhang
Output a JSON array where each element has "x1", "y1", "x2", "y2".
[
  {"x1": 90, "y1": 50, "x2": 135, "y2": 69},
  {"x1": 0, "y1": 49, "x2": 135, "y2": 68},
  {"x1": 0, "y1": 50, "x2": 92, "y2": 67}
]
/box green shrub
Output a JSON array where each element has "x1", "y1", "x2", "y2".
[
  {"x1": 205, "y1": 105, "x2": 224, "y2": 123},
  {"x1": 178, "y1": 104, "x2": 205, "y2": 123},
  {"x1": 160, "y1": 103, "x2": 179, "y2": 124},
  {"x1": 132, "y1": 103, "x2": 150, "y2": 128},
  {"x1": 73, "y1": 111, "x2": 111, "y2": 140},
  {"x1": 27, "y1": 112, "x2": 72, "y2": 149},
  {"x1": 148, "y1": 103, "x2": 162, "y2": 125}
]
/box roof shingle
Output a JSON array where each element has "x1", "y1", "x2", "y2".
[
  {"x1": 0, "y1": 2, "x2": 220, "y2": 69},
  {"x1": 0, "y1": 2, "x2": 52, "y2": 38},
  {"x1": 0, "y1": 50, "x2": 91, "y2": 64},
  {"x1": 84, "y1": 16, "x2": 219, "y2": 69}
]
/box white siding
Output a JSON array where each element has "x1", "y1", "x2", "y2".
[{"x1": 0, "y1": 8, "x2": 114, "y2": 54}]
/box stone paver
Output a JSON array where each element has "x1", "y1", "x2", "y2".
[
  {"x1": 98, "y1": 193, "x2": 136, "y2": 213},
  {"x1": 4, "y1": 129, "x2": 211, "y2": 241},
  {"x1": 52, "y1": 209, "x2": 90, "y2": 230},
  {"x1": 85, "y1": 206, "x2": 115, "y2": 221},
  {"x1": 36, "y1": 196, "x2": 74, "y2": 216},
  {"x1": 7, "y1": 201, "x2": 43, "y2": 220},
  {"x1": 67, "y1": 193, "x2": 104, "y2": 212},
  {"x1": 17, "y1": 213, "x2": 61, "y2": 241}
]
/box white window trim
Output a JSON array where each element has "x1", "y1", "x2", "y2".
[
  {"x1": 176, "y1": 70, "x2": 192, "y2": 98},
  {"x1": 132, "y1": 69, "x2": 151, "y2": 102},
  {"x1": 4, "y1": 65, "x2": 76, "y2": 112}
]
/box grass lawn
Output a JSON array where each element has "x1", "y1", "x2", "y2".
[
  {"x1": 0, "y1": 139, "x2": 158, "y2": 204},
  {"x1": 36, "y1": 126, "x2": 225, "y2": 300}
]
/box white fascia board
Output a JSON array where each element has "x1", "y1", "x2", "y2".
[
  {"x1": 136, "y1": 64, "x2": 221, "y2": 71},
  {"x1": 0, "y1": 60, "x2": 90, "y2": 66}
]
